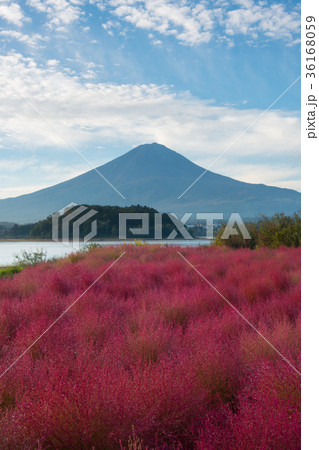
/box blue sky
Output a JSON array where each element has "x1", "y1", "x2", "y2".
[{"x1": 0, "y1": 0, "x2": 301, "y2": 200}]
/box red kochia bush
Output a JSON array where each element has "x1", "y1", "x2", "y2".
[{"x1": 0, "y1": 246, "x2": 300, "y2": 449}]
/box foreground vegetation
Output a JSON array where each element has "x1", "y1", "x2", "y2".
[
  {"x1": 0, "y1": 266, "x2": 23, "y2": 279},
  {"x1": 0, "y1": 250, "x2": 47, "y2": 279},
  {"x1": 215, "y1": 212, "x2": 301, "y2": 249},
  {"x1": 0, "y1": 245, "x2": 300, "y2": 448}
]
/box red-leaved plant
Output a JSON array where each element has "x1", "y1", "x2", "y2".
[{"x1": 0, "y1": 245, "x2": 300, "y2": 448}]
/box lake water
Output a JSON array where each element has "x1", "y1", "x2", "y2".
[{"x1": 0, "y1": 239, "x2": 208, "y2": 266}]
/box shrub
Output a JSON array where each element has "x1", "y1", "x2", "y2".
[
  {"x1": 13, "y1": 249, "x2": 47, "y2": 267},
  {"x1": 80, "y1": 243, "x2": 102, "y2": 252},
  {"x1": 0, "y1": 266, "x2": 23, "y2": 279},
  {"x1": 0, "y1": 245, "x2": 300, "y2": 448},
  {"x1": 258, "y1": 212, "x2": 301, "y2": 248},
  {"x1": 214, "y1": 212, "x2": 301, "y2": 249}
]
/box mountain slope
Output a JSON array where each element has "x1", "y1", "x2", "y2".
[{"x1": 0, "y1": 143, "x2": 300, "y2": 223}]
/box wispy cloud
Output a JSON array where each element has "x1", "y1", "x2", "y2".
[
  {"x1": 0, "y1": 29, "x2": 46, "y2": 47},
  {"x1": 224, "y1": 0, "x2": 300, "y2": 42},
  {"x1": 107, "y1": 0, "x2": 214, "y2": 46},
  {"x1": 0, "y1": 158, "x2": 87, "y2": 199},
  {"x1": 95, "y1": 0, "x2": 300, "y2": 46},
  {"x1": 27, "y1": 0, "x2": 83, "y2": 30},
  {"x1": 1, "y1": 1, "x2": 299, "y2": 46},
  {"x1": 215, "y1": 162, "x2": 301, "y2": 192}
]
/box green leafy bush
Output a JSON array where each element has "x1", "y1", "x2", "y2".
[
  {"x1": 258, "y1": 213, "x2": 301, "y2": 248},
  {"x1": 214, "y1": 213, "x2": 301, "y2": 249},
  {"x1": 14, "y1": 249, "x2": 47, "y2": 267},
  {"x1": 0, "y1": 266, "x2": 23, "y2": 278},
  {"x1": 214, "y1": 222, "x2": 259, "y2": 249},
  {"x1": 80, "y1": 243, "x2": 102, "y2": 252}
]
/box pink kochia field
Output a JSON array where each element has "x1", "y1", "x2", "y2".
[{"x1": 0, "y1": 245, "x2": 300, "y2": 449}]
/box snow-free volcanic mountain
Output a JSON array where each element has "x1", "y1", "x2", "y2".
[{"x1": 0, "y1": 143, "x2": 300, "y2": 223}]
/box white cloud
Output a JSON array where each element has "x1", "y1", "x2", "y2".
[
  {"x1": 89, "y1": 0, "x2": 106, "y2": 10},
  {"x1": 106, "y1": 0, "x2": 215, "y2": 45},
  {"x1": 0, "y1": 30, "x2": 45, "y2": 48},
  {"x1": 0, "y1": 1, "x2": 27, "y2": 27},
  {"x1": 224, "y1": 0, "x2": 300, "y2": 41},
  {"x1": 2, "y1": 0, "x2": 298, "y2": 46},
  {"x1": 27, "y1": 0, "x2": 83, "y2": 29},
  {"x1": 0, "y1": 185, "x2": 48, "y2": 199},
  {"x1": 93, "y1": 0, "x2": 300, "y2": 46},
  {"x1": 0, "y1": 159, "x2": 86, "y2": 199},
  {"x1": 0, "y1": 53, "x2": 300, "y2": 191},
  {"x1": 214, "y1": 162, "x2": 300, "y2": 192},
  {"x1": 47, "y1": 59, "x2": 60, "y2": 66}
]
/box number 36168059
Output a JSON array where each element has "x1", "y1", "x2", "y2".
[{"x1": 306, "y1": 16, "x2": 316, "y2": 79}]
